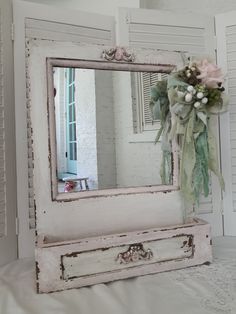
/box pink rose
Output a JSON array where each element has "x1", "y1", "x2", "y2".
[{"x1": 196, "y1": 59, "x2": 224, "y2": 88}]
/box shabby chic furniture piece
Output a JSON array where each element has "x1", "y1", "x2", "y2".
[
  {"x1": 28, "y1": 41, "x2": 212, "y2": 293},
  {"x1": 36, "y1": 218, "x2": 211, "y2": 293}
]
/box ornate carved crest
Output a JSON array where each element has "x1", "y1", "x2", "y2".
[
  {"x1": 116, "y1": 243, "x2": 153, "y2": 264},
  {"x1": 102, "y1": 47, "x2": 135, "y2": 62}
]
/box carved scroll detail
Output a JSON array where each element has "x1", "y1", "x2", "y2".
[
  {"x1": 102, "y1": 47, "x2": 135, "y2": 62},
  {"x1": 116, "y1": 243, "x2": 153, "y2": 264}
]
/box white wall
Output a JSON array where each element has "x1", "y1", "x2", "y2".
[
  {"x1": 95, "y1": 70, "x2": 117, "y2": 190},
  {"x1": 23, "y1": 0, "x2": 141, "y2": 16},
  {"x1": 27, "y1": 0, "x2": 236, "y2": 15},
  {"x1": 144, "y1": 0, "x2": 236, "y2": 15},
  {"x1": 113, "y1": 71, "x2": 162, "y2": 188},
  {"x1": 76, "y1": 69, "x2": 98, "y2": 189},
  {"x1": 76, "y1": 68, "x2": 163, "y2": 190}
]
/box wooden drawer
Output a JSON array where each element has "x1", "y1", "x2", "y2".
[
  {"x1": 62, "y1": 235, "x2": 193, "y2": 280},
  {"x1": 35, "y1": 218, "x2": 212, "y2": 293}
]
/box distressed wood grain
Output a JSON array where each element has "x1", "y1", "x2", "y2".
[{"x1": 36, "y1": 218, "x2": 212, "y2": 293}]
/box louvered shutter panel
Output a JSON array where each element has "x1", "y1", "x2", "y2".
[
  {"x1": 0, "y1": 0, "x2": 17, "y2": 265},
  {"x1": 118, "y1": 8, "x2": 222, "y2": 235},
  {"x1": 118, "y1": 8, "x2": 214, "y2": 54},
  {"x1": 25, "y1": 19, "x2": 114, "y2": 46},
  {"x1": 216, "y1": 11, "x2": 236, "y2": 235},
  {"x1": 142, "y1": 73, "x2": 154, "y2": 127}
]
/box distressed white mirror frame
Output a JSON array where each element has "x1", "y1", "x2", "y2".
[
  {"x1": 28, "y1": 42, "x2": 212, "y2": 293},
  {"x1": 29, "y1": 42, "x2": 187, "y2": 243},
  {"x1": 46, "y1": 54, "x2": 179, "y2": 202}
]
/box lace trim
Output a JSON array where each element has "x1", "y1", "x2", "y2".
[{"x1": 168, "y1": 257, "x2": 236, "y2": 313}]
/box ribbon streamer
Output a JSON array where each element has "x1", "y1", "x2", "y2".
[{"x1": 150, "y1": 60, "x2": 228, "y2": 207}]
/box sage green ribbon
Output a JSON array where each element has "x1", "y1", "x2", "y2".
[
  {"x1": 151, "y1": 73, "x2": 227, "y2": 206},
  {"x1": 150, "y1": 81, "x2": 172, "y2": 185}
]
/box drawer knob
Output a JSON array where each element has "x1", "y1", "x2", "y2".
[{"x1": 116, "y1": 243, "x2": 153, "y2": 264}]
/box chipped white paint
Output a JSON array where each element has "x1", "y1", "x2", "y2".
[
  {"x1": 62, "y1": 235, "x2": 192, "y2": 280},
  {"x1": 27, "y1": 29, "x2": 211, "y2": 295},
  {"x1": 36, "y1": 218, "x2": 212, "y2": 293},
  {"x1": 25, "y1": 40, "x2": 35, "y2": 230},
  {"x1": 46, "y1": 54, "x2": 179, "y2": 201},
  {"x1": 28, "y1": 41, "x2": 186, "y2": 243}
]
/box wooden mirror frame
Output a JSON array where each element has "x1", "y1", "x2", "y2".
[
  {"x1": 46, "y1": 51, "x2": 179, "y2": 202},
  {"x1": 30, "y1": 44, "x2": 212, "y2": 294}
]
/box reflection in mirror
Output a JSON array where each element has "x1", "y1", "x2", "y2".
[{"x1": 53, "y1": 67, "x2": 172, "y2": 194}]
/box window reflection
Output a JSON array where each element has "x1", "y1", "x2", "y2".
[{"x1": 53, "y1": 67, "x2": 170, "y2": 194}]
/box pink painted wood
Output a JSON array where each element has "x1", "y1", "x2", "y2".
[
  {"x1": 46, "y1": 57, "x2": 179, "y2": 202},
  {"x1": 36, "y1": 218, "x2": 212, "y2": 293}
]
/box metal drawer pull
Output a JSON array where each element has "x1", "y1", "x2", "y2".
[{"x1": 116, "y1": 243, "x2": 153, "y2": 264}]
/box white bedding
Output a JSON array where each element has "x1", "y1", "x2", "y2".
[{"x1": 0, "y1": 237, "x2": 236, "y2": 314}]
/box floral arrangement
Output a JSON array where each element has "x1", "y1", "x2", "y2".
[{"x1": 150, "y1": 58, "x2": 228, "y2": 206}]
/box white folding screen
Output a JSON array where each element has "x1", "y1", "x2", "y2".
[
  {"x1": 216, "y1": 11, "x2": 236, "y2": 236},
  {"x1": 0, "y1": 0, "x2": 17, "y2": 266},
  {"x1": 13, "y1": 0, "x2": 115, "y2": 257},
  {"x1": 118, "y1": 8, "x2": 215, "y2": 54},
  {"x1": 118, "y1": 8, "x2": 223, "y2": 236}
]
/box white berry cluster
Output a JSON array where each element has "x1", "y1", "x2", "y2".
[
  {"x1": 184, "y1": 85, "x2": 208, "y2": 109},
  {"x1": 185, "y1": 66, "x2": 196, "y2": 78}
]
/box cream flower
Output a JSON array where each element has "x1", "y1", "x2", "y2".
[{"x1": 196, "y1": 59, "x2": 224, "y2": 88}]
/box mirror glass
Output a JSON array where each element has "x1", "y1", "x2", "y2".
[{"x1": 52, "y1": 66, "x2": 171, "y2": 194}]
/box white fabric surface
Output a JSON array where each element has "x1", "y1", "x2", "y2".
[{"x1": 0, "y1": 237, "x2": 236, "y2": 314}]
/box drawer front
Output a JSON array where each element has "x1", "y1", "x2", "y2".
[{"x1": 62, "y1": 235, "x2": 193, "y2": 280}]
